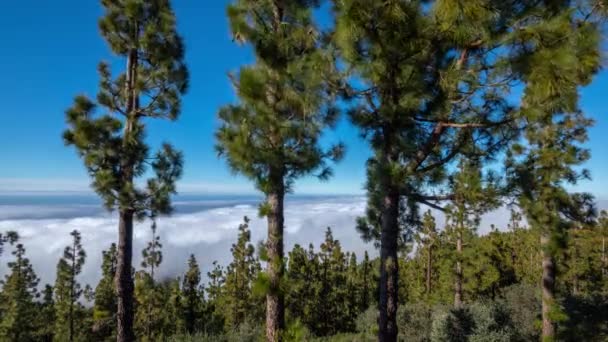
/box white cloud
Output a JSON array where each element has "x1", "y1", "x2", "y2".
[{"x1": 0, "y1": 197, "x2": 371, "y2": 288}]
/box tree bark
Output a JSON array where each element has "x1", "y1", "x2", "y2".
[
  {"x1": 378, "y1": 189, "x2": 399, "y2": 342},
  {"x1": 115, "y1": 210, "x2": 135, "y2": 342},
  {"x1": 541, "y1": 234, "x2": 556, "y2": 341},
  {"x1": 115, "y1": 44, "x2": 137, "y2": 342},
  {"x1": 454, "y1": 229, "x2": 463, "y2": 308},
  {"x1": 266, "y1": 184, "x2": 285, "y2": 342}
]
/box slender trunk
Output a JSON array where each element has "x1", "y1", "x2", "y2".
[
  {"x1": 116, "y1": 210, "x2": 135, "y2": 342},
  {"x1": 426, "y1": 245, "x2": 432, "y2": 296},
  {"x1": 541, "y1": 234, "x2": 556, "y2": 341},
  {"x1": 454, "y1": 229, "x2": 463, "y2": 308},
  {"x1": 266, "y1": 182, "x2": 285, "y2": 342},
  {"x1": 116, "y1": 45, "x2": 137, "y2": 342},
  {"x1": 379, "y1": 189, "x2": 399, "y2": 342}
]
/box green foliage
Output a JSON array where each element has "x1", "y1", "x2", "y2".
[
  {"x1": 217, "y1": 0, "x2": 343, "y2": 194},
  {"x1": 64, "y1": 0, "x2": 188, "y2": 217},
  {"x1": 183, "y1": 254, "x2": 203, "y2": 334},
  {"x1": 0, "y1": 243, "x2": 40, "y2": 341},
  {"x1": 222, "y1": 217, "x2": 263, "y2": 329},
  {"x1": 92, "y1": 243, "x2": 117, "y2": 341},
  {"x1": 54, "y1": 230, "x2": 87, "y2": 342}
]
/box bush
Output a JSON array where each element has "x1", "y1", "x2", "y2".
[
  {"x1": 397, "y1": 302, "x2": 436, "y2": 342},
  {"x1": 430, "y1": 302, "x2": 516, "y2": 342}
]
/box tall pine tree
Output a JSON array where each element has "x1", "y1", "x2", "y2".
[
  {"x1": 509, "y1": 2, "x2": 602, "y2": 338},
  {"x1": 63, "y1": 1, "x2": 188, "y2": 340},
  {"x1": 217, "y1": 1, "x2": 343, "y2": 340},
  {"x1": 54, "y1": 230, "x2": 87, "y2": 342},
  {"x1": 332, "y1": 0, "x2": 528, "y2": 338}
]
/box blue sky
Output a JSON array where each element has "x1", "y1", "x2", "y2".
[{"x1": 0, "y1": 0, "x2": 606, "y2": 198}]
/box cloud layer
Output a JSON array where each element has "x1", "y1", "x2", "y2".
[{"x1": 0, "y1": 196, "x2": 371, "y2": 287}]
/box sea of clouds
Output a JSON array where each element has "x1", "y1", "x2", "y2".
[
  {"x1": 0, "y1": 195, "x2": 375, "y2": 287},
  {"x1": 1, "y1": 194, "x2": 592, "y2": 288}
]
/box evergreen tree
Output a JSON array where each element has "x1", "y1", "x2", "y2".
[
  {"x1": 223, "y1": 216, "x2": 262, "y2": 328},
  {"x1": 285, "y1": 243, "x2": 319, "y2": 329},
  {"x1": 345, "y1": 252, "x2": 360, "y2": 331},
  {"x1": 446, "y1": 161, "x2": 500, "y2": 308},
  {"x1": 217, "y1": 0, "x2": 343, "y2": 339},
  {"x1": 0, "y1": 231, "x2": 18, "y2": 258},
  {"x1": 63, "y1": 1, "x2": 188, "y2": 339},
  {"x1": 54, "y1": 230, "x2": 87, "y2": 342},
  {"x1": 134, "y1": 220, "x2": 164, "y2": 341},
  {"x1": 333, "y1": 1, "x2": 522, "y2": 338},
  {"x1": 0, "y1": 243, "x2": 39, "y2": 341},
  {"x1": 508, "y1": 3, "x2": 601, "y2": 339},
  {"x1": 359, "y1": 250, "x2": 374, "y2": 311},
  {"x1": 37, "y1": 284, "x2": 56, "y2": 342},
  {"x1": 416, "y1": 211, "x2": 438, "y2": 298},
  {"x1": 183, "y1": 254, "x2": 202, "y2": 334},
  {"x1": 204, "y1": 260, "x2": 226, "y2": 334},
  {"x1": 93, "y1": 243, "x2": 118, "y2": 341}
]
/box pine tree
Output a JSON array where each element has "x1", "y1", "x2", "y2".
[
  {"x1": 135, "y1": 220, "x2": 164, "y2": 341},
  {"x1": 37, "y1": 284, "x2": 56, "y2": 342},
  {"x1": 332, "y1": 1, "x2": 523, "y2": 338},
  {"x1": 54, "y1": 230, "x2": 87, "y2": 342},
  {"x1": 360, "y1": 251, "x2": 373, "y2": 311},
  {"x1": 0, "y1": 231, "x2": 18, "y2": 258},
  {"x1": 223, "y1": 216, "x2": 262, "y2": 328},
  {"x1": 182, "y1": 254, "x2": 202, "y2": 334},
  {"x1": 345, "y1": 252, "x2": 360, "y2": 331},
  {"x1": 0, "y1": 243, "x2": 39, "y2": 341},
  {"x1": 508, "y1": 3, "x2": 602, "y2": 339},
  {"x1": 217, "y1": 1, "x2": 343, "y2": 339},
  {"x1": 445, "y1": 161, "x2": 500, "y2": 308},
  {"x1": 285, "y1": 243, "x2": 318, "y2": 329},
  {"x1": 93, "y1": 243, "x2": 118, "y2": 341},
  {"x1": 63, "y1": 1, "x2": 188, "y2": 340},
  {"x1": 416, "y1": 211, "x2": 438, "y2": 298}
]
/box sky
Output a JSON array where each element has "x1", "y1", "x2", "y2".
[{"x1": 0, "y1": 0, "x2": 606, "y2": 198}]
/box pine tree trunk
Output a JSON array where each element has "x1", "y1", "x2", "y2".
[
  {"x1": 379, "y1": 189, "x2": 399, "y2": 342},
  {"x1": 116, "y1": 210, "x2": 135, "y2": 342},
  {"x1": 426, "y1": 246, "x2": 432, "y2": 296},
  {"x1": 266, "y1": 186, "x2": 285, "y2": 342},
  {"x1": 541, "y1": 234, "x2": 556, "y2": 341},
  {"x1": 454, "y1": 229, "x2": 463, "y2": 308},
  {"x1": 115, "y1": 45, "x2": 137, "y2": 342}
]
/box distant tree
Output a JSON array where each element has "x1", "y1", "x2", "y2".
[
  {"x1": 54, "y1": 230, "x2": 87, "y2": 342},
  {"x1": 0, "y1": 243, "x2": 39, "y2": 341},
  {"x1": 37, "y1": 284, "x2": 56, "y2": 342},
  {"x1": 183, "y1": 254, "x2": 203, "y2": 334},
  {"x1": 0, "y1": 231, "x2": 18, "y2": 258},
  {"x1": 92, "y1": 243, "x2": 118, "y2": 340},
  {"x1": 285, "y1": 243, "x2": 319, "y2": 329},
  {"x1": 135, "y1": 220, "x2": 164, "y2": 341},
  {"x1": 223, "y1": 217, "x2": 262, "y2": 328},
  {"x1": 62, "y1": 0, "x2": 188, "y2": 339},
  {"x1": 217, "y1": 0, "x2": 343, "y2": 339},
  {"x1": 360, "y1": 250, "x2": 374, "y2": 311},
  {"x1": 416, "y1": 211, "x2": 438, "y2": 298},
  {"x1": 445, "y1": 161, "x2": 501, "y2": 308}
]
